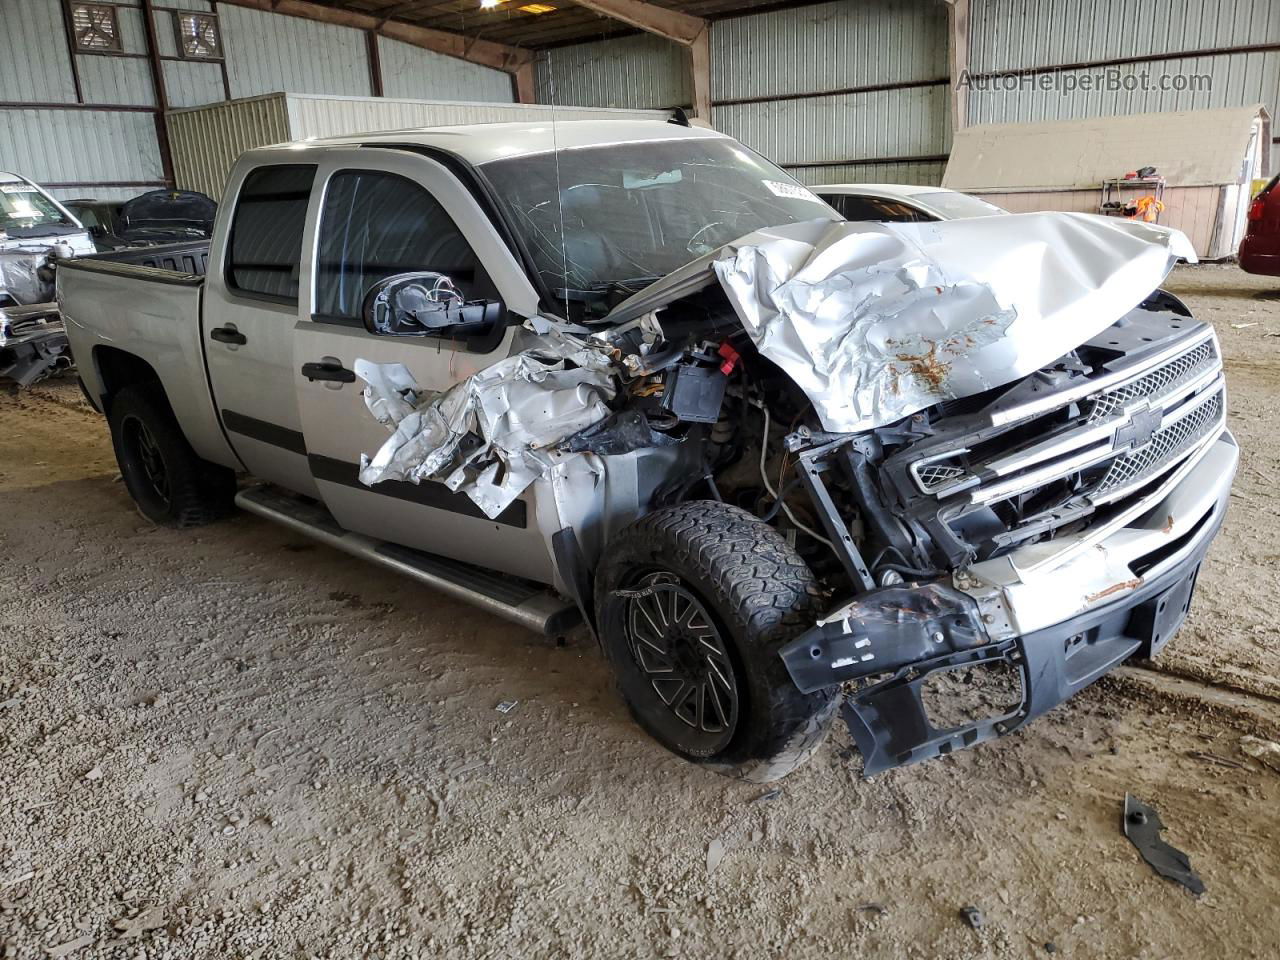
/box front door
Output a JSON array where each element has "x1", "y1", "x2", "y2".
[{"x1": 291, "y1": 149, "x2": 556, "y2": 584}]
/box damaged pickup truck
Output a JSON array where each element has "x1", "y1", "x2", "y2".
[{"x1": 59, "y1": 121, "x2": 1236, "y2": 780}]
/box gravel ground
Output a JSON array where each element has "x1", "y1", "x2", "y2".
[{"x1": 2, "y1": 262, "x2": 1279, "y2": 959}]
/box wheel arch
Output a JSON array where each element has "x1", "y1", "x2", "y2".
[{"x1": 92, "y1": 346, "x2": 163, "y2": 416}]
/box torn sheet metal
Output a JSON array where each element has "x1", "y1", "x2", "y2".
[
  {"x1": 712, "y1": 213, "x2": 1196, "y2": 432},
  {"x1": 0, "y1": 302, "x2": 71, "y2": 387},
  {"x1": 355, "y1": 328, "x2": 616, "y2": 519}
]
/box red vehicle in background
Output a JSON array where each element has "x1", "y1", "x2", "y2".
[{"x1": 1240, "y1": 174, "x2": 1280, "y2": 275}]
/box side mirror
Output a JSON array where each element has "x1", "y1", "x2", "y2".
[{"x1": 361, "y1": 272, "x2": 504, "y2": 340}]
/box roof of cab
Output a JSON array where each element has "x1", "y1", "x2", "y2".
[{"x1": 252, "y1": 119, "x2": 730, "y2": 168}]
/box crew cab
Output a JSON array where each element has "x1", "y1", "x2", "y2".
[{"x1": 59, "y1": 121, "x2": 1236, "y2": 780}]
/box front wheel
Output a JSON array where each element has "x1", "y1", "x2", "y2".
[{"x1": 595, "y1": 501, "x2": 838, "y2": 782}]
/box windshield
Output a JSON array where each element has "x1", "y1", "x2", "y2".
[
  {"x1": 0, "y1": 181, "x2": 77, "y2": 238},
  {"x1": 914, "y1": 190, "x2": 1007, "y2": 220},
  {"x1": 481, "y1": 138, "x2": 838, "y2": 316}
]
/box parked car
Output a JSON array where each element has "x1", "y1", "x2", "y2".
[
  {"x1": 0, "y1": 171, "x2": 96, "y2": 307},
  {"x1": 1239, "y1": 174, "x2": 1280, "y2": 275},
  {"x1": 64, "y1": 189, "x2": 216, "y2": 251},
  {"x1": 59, "y1": 121, "x2": 1235, "y2": 780},
  {"x1": 813, "y1": 183, "x2": 1007, "y2": 222}
]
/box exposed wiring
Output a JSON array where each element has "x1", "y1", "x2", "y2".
[{"x1": 758, "y1": 404, "x2": 834, "y2": 549}]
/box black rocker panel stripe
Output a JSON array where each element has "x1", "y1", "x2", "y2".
[
  {"x1": 221, "y1": 409, "x2": 307, "y2": 455},
  {"x1": 307, "y1": 454, "x2": 528, "y2": 529}
]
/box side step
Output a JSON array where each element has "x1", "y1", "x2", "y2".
[{"x1": 235, "y1": 485, "x2": 580, "y2": 637}]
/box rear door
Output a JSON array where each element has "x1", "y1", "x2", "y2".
[
  {"x1": 291, "y1": 148, "x2": 556, "y2": 584},
  {"x1": 203, "y1": 162, "x2": 319, "y2": 495}
]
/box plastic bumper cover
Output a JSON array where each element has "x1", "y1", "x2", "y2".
[{"x1": 779, "y1": 432, "x2": 1235, "y2": 776}]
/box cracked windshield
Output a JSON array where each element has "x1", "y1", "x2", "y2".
[{"x1": 481, "y1": 137, "x2": 837, "y2": 319}]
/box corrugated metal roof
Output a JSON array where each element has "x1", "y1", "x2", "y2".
[
  {"x1": 0, "y1": 0, "x2": 78, "y2": 104},
  {"x1": 970, "y1": 0, "x2": 1280, "y2": 73},
  {"x1": 535, "y1": 33, "x2": 691, "y2": 109},
  {"x1": 378, "y1": 36, "x2": 514, "y2": 102},
  {"x1": 219, "y1": 3, "x2": 372, "y2": 99},
  {"x1": 715, "y1": 83, "x2": 951, "y2": 167},
  {"x1": 0, "y1": 108, "x2": 165, "y2": 185},
  {"x1": 713, "y1": 0, "x2": 947, "y2": 102}
]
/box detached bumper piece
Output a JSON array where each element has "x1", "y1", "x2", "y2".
[
  {"x1": 0, "y1": 302, "x2": 71, "y2": 388},
  {"x1": 780, "y1": 530, "x2": 1216, "y2": 775}
]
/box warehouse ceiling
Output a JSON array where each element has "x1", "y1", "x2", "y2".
[{"x1": 308, "y1": 0, "x2": 791, "y2": 47}]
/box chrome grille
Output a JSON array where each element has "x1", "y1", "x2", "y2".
[
  {"x1": 1087, "y1": 340, "x2": 1217, "y2": 422},
  {"x1": 914, "y1": 461, "x2": 966, "y2": 491},
  {"x1": 1095, "y1": 388, "x2": 1224, "y2": 495}
]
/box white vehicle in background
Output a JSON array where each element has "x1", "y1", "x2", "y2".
[
  {"x1": 0, "y1": 172, "x2": 96, "y2": 307},
  {"x1": 812, "y1": 183, "x2": 1008, "y2": 223}
]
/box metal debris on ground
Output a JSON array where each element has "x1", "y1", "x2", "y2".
[
  {"x1": 959, "y1": 905, "x2": 984, "y2": 929},
  {"x1": 495, "y1": 700, "x2": 518, "y2": 715},
  {"x1": 1122, "y1": 793, "x2": 1205, "y2": 895}
]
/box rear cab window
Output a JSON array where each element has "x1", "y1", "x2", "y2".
[{"x1": 226, "y1": 165, "x2": 316, "y2": 303}]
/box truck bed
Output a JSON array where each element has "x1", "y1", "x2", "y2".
[
  {"x1": 83, "y1": 239, "x2": 209, "y2": 276},
  {"x1": 58, "y1": 238, "x2": 235, "y2": 470}
]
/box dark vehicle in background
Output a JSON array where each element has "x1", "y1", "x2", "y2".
[
  {"x1": 64, "y1": 190, "x2": 216, "y2": 251},
  {"x1": 813, "y1": 183, "x2": 1008, "y2": 223},
  {"x1": 1239, "y1": 175, "x2": 1280, "y2": 276}
]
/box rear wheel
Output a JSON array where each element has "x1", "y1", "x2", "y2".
[
  {"x1": 596, "y1": 501, "x2": 838, "y2": 782},
  {"x1": 108, "y1": 384, "x2": 236, "y2": 527}
]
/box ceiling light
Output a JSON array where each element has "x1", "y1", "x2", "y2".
[
  {"x1": 519, "y1": 3, "x2": 556, "y2": 12},
  {"x1": 480, "y1": 0, "x2": 503, "y2": 7}
]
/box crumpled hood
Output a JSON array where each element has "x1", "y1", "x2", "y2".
[{"x1": 710, "y1": 212, "x2": 1196, "y2": 432}]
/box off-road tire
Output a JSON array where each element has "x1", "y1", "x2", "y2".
[
  {"x1": 595, "y1": 501, "x2": 839, "y2": 782},
  {"x1": 108, "y1": 383, "x2": 236, "y2": 527}
]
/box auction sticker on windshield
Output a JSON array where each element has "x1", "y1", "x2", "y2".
[
  {"x1": 762, "y1": 180, "x2": 823, "y2": 203},
  {"x1": 0, "y1": 184, "x2": 38, "y2": 194}
]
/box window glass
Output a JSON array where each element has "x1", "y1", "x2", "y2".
[
  {"x1": 821, "y1": 194, "x2": 933, "y2": 223},
  {"x1": 0, "y1": 182, "x2": 76, "y2": 236},
  {"x1": 227, "y1": 165, "x2": 315, "y2": 302},
  {"x1": 315, "y1": 170, "x2": 491, "y2": 322},
  {"x1": 481, "y1": 139, "x2": 837, "y2": 319}
]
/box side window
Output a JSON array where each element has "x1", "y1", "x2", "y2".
[
  {"x1": 822, "y1": 194, "x2": 880, "y2": 221},
  {"x1": 314, "y1": 170, "x2": 494, "y2": 323},
  {"x1": 821, "y1": 194, "x2": 934, "y2": 223},
  {"x1": 226, "y1": 165, "x2": 315, "y2": 303},
  {"x1": 864, "y1": 198, "x2": 935, "y2": 223}
]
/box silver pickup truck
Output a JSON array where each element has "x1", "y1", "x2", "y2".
[{"x1": 59, "y1": 120, "x2": 1237, "y2": 781}]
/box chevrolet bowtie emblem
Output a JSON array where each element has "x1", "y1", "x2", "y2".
[{"x1": 1114, "y1": 406, "x2": 1162, "y2": 451}]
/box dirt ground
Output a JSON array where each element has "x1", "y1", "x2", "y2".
[{"x1": 2, "y1": 262, "x2": 1279, "y2": 959}]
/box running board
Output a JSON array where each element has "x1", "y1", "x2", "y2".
[{"x1": 235, "y1": 485, "x2": 580, "y2": 637}]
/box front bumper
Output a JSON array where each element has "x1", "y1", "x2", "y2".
[{"x1": 780, "y1": 430, "x2": 1237, "y2": 776}]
